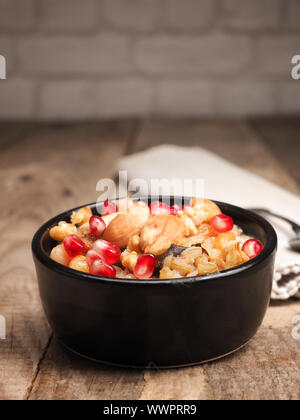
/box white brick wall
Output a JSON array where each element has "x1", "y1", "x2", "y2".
[
  {"x1": 135, "y1": 34, "x2": 251, "y2": 75},
  {"x1": 0, "y1": 0, "x2": 299, "y2": 119},
  {"x1": 41, "y1": 0, "x2": 98, "y2": 32},
  {"x1": 0, "y1": 0, "x2": 36, "y2": 31},
  {"x1": 220, "y1": 0, "x2": 281, "y2": 30},
  {"x1": 162, "y1": 0, "x2": 215, "y2": 31},
  {"x1": 255, "y1": 36, "x2": 300, "y2": 77},
  {"x1": 103, "y1": 0, "x2": 159, "y2": 32},
  {"x1": 216, "y1": 82, "x2": 276, "y2": 116},
  {"x1": 40, "y1": 81, "x2": 96, "y2": 120},
  {"x1": 40, "y1": 79, "x2": 153, "y2": 119},
  {"x1": 0, "y1": 78, "x2": 35, "y2": 118},
  {"x1": 19, "y1": 35, "x2": 132, "y2": 75},
  {"x1": 93, "y1": 79, "x2": 153, "y2": 117},
  {"x1": 283, "y1": 0, "x2": 300, "y2": 29},
  {"x1": 277, "y1": 82, "x2": 300, "y2": 114},
  {"x1": 157, "y1": 81, "x2": 215, "y2": 116}
]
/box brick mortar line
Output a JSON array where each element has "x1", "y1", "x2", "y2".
[
  {"x1": 4, "y1": 74, "x2": 294, "y2": 81},
  {"x1": 1, "y1": 0, "x2": 300, "y2": 36}
]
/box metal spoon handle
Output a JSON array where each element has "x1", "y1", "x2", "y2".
[{"x1": 249, "y1": 208, "x2": 300, "y2": 235}]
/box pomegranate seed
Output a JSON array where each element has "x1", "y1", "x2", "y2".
[
  {"x1": 134, "y1": 254, "x2": 157, "y2": 280},
  {"x1": 86, "y1": 249, "x2": 102, "y2": 267},
  {"x1": 101, "y1": 200, "x2": 117, "y2": 216},
  {"x1": 149, "y1": 201, "x2": 170, "y2": 215},
  {"x1": 90, "y1": 259, "x2": 116, "y2": 278},
  {"x1": 63, "y1": 234, "x2": 85, "y2": 258},
  {"x1": 169, "y1": 205, "x2": 179, "y2": 215},
  {"x1": 93, "y1": 239, "x2": 121, "y2": 265},
  {"x1": 242, "y1": 239, "x2": 263, "y2": 259},
  {"x1": 210, "y1": 214, "x2": 234, "y2": 233},
  {"x1": 89, "y1": 215, "x2": 106, "y2": 236}
]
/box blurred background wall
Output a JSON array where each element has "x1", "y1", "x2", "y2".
[{"x1": 0, "y1": 0, "x2": 299, "y2": 120}]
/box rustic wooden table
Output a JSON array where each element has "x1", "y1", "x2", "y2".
[{"x1": 0, "y1": 118, "x2": 299, "y2": 400}]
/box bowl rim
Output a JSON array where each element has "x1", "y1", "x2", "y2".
[{"x1": 32, "y1": 197, "x2": 277, "y2": 286}]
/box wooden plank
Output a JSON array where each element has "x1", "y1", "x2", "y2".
[
  {"x1": 0, "y1": 121, "x2": 138, "y2": 400},
  {"x1": 139, "y1": 325, "x2": 300, "y2": 400},
  {"x1": 133, "y1": 118, "x2": 300, "y2": 194},
  {"x1": 129, "y1": 119, "x2": 300, "y2": 400},
  {"x1": 140, "y1": 366, "x2": 209, "y2": 400},
  {"x1": 0, "y1": 122, "x2": 36, "y2": 146},
  {"x1": 1, "y1": 118, "x2": 299, "y2": 400},
  {"x1": 29, "y1": 340, "x2": 145, "y2": 400},
  {"x1": 201, "y1": 326, "x2": 300, "y2": 400},
  {"x1": 250, "y1": 117, "x2": 300, "y2": 187}
]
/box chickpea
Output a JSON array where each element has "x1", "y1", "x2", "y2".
[
  {"x1": 71, "y1": 206, "x2": 92, "y2": 226},
  {"x1": 49, "y1": 221, "x2": 77, "y2": 242},
  {"x1": 50, "y1": 244, "x2": 71, "y2": 266},
  {"x1": 69, "y1": 255, "x2": 90, "y2": 273}
]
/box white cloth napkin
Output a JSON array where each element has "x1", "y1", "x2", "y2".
[{"x1": 117, "y1": 145, "x2": 300, "y2": 300}]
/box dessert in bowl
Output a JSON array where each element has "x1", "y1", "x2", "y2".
[
  {"x1": 47, "y1": 197, "x2": 263, "y2": 280},
  {"x1": 32, "y1": 197, "x2": 277, "y2": 367}
]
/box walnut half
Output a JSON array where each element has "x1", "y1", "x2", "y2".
[{"x1": 140, "y1": 215, "x2": 185, "y2": 256}]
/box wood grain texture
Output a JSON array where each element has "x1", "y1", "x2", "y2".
[
  {"x1": 29, "y1": 339, "x2": 145, "y2": 400},
  {"x1": 0, "y1": 118, "x2": 299, "y2": 400},
  {"x1": 202, "y1": 327, "x2": 300, "y2": 400},
  {"x1": 139, "y1": 366, "x2": 210, "y2": 400},
  {"x1": 138, "y1": 326, "x2": 300, "y2": 401},
  {"x1": 250, "y1": 117, "x2": 300, "y2": 187},
  {"x1": 0, "y1": 121, "x2": 136, "y2": 400},
  {"x1": 0, "y1": 122, "x2": 35, "y2": 146}
]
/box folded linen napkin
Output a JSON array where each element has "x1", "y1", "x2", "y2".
[{"x1": 117, "y1": 145, "x2": 300, "y2": 300}]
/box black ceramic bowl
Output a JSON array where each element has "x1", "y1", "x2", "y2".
[{"x1": 32, "y1": 197, "x2": 277, "y2": 368}]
